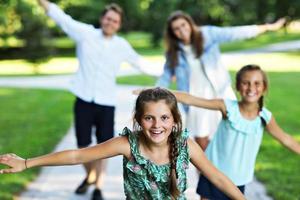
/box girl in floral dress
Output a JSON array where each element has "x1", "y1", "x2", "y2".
[{"x1": 0, "y1": 88, "x2": 245, "y2": 200}]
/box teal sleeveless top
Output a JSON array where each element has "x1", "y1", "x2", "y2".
[
  {"x1": 120, "y1": 127, "x2": 190, "y2": 200},
  {"x1": 205, "y1": 99, "x2": 272, "y2": 185}
]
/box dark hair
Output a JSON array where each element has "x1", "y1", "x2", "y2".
[
  {"x1": 101, "y1": 3, "x2": 123, "y2": 22},
  {"x1": 165, "y1": 11, "x2": 204, "y2": 69},
  {"x1": 236, "y1": 64, "x2": 269, "y2": 125},
  {"x1": 133, "y1": 87, "x2": 182, "y2": 199}
]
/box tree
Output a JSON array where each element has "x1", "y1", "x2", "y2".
[{"x1": 16, "y1": 1, "x2": 53, "y2": 74}]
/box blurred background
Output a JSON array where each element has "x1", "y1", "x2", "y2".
[
  {"x1": 1, "y1": 0, "x2": 300, "y2": 70},
  {"x1": 0, "y1": 1, "x2": 300, "y2": 200}
]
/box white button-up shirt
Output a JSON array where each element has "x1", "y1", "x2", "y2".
[{"x1": 48, "y1": 3, "x2": 149, "y2": 106}]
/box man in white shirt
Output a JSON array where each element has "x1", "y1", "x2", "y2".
[{"x1": 37, "y1": 1, "x2": 152, "y2": 199}]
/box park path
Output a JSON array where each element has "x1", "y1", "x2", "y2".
[{"x1": 2, "y1": 40, "x2": 299, "y2": 200}]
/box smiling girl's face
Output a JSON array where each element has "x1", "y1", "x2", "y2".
[
  {"x1": 140, "y1": 100, "x2": 175, "y2": 145},
  {"x1": 171, "y1": 17, "x2": 192, "y2": 45},
  {"x1": 238, "y1": 70, "x2": 267, "y2": 104}
]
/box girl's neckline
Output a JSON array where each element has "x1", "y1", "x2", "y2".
[
  {"x1": 137, "y1": 134, "x2": 171, "y2": 167},
  {"x1": 182, "y1": 44, "x2": 192, "y2": 51},
  {"x1": 237, "y1": 102, "x2": 260, "y2": 122}
]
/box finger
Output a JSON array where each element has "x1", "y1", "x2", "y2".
[
  {"x1": 0, "y1": 168, "x2": 14, "y2": 174},
  {"x1": 0, "y1": 158, "x2": 9, "y2": 165},
  {"x1": 0, "y1": 155, "x2": 10, "y2": 163}
]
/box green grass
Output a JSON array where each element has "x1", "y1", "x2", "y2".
[
  {"x1": 1, "y1": 52, "x2": 300, "y2": 77},
  {"x1": 255, "y1": 72, "x2": 300, "y2": 200},
  {"x1": 0, "y1": 88, "x2": 73, "y2": 200},
  {"x1": 116, "y1": 72, "x2": 300, "y2": 200},
  {"x1": 117, "y1": 74, "x2": 157, "y2": 86},
  {"x1": 0, "y1": 30, "x2": 300, "y2": 76},
  {"x1": 0, "y1": 30, "x2": 299, "y2": 199},
  {"x1": 0, "y1": 72, "x2": 299, "y2": 199}
]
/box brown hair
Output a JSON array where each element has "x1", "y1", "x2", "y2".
[
  {"x1": 133, "y1": 87, "x2": 182, "y2": 199},
  {"x1": 101, "y1": 3, "x2": 123, "y2": 22},
  {"x1": 165, "y1": 11, "x2": 204, "y2": 68},
  {"x1": 236, "y1": 64, "x2": 269, "y2": 125}
]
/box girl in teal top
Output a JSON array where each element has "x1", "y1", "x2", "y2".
[
  {"x1": 172, "y1": 64, "x2": 300, "y2": 200},
  {"x1": 0, "y1": 88, "x2": 245, "y2": 200}
]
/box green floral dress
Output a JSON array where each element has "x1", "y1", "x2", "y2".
[{"x1": 120, "y1": 127, "x2": 190, "y2": 200}]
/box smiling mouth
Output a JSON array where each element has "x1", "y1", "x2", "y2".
[
  {"x1": 246, "y1": 92, "x2": 257, "y2": 97},
  {"x1": 150, "y1": 130, "x2": 163, "y2": 135}
]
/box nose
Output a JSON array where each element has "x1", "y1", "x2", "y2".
[
  {"x1": 152, "y1": 119, "x2": 161, "y2": 128},
  {"x1": 179, "y1": 27, "x2": 185, "y2": 35},
  {"x1": 249, "y1": 83, "x2": 256, "y2": 91}
]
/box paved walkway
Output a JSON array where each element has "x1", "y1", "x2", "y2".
[{"x1": 4, "y1": 39, "x2": 298, "y2": 200}]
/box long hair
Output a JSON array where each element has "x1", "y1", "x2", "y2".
[
  {"x1": 235, "y1": 64, "x2": 269, "y2": 125},
  {"x1": 165, "y1": 11, "x2": 204, "y2": 69},
  {"x1": 133, "y1": 87, "x2": 182, "y2": 199}
]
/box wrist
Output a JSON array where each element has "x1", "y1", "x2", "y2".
[{"x1": 24, "y1": 159, "x2": 28, "y2": 169}]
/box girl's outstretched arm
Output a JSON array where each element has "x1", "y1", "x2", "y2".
[
  {"x1": 266, "y1": 116, "x2": 300, "y2": 154},
  {"x1": 171, "y1": 90, "x2": 227, "y2": 115},
  {"x1": 0, "y1": 136, "x2": 130, "y2": 174},
  {"x1": 188, "y1": 138, "x2": 246, "y2": 200}
]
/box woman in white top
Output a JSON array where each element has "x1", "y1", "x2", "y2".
[{"x1": 157, "y1": 10, "x2": 285, "y2": 150}]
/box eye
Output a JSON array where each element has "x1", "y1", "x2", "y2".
[
  {"x1": 255, "y1": 81, "x2": 262, "y2": 86},
  {"x1": 161, "y1": 115, "x2": 170, "y2": 121},
  {"x1": 144, "y1": 116, "x2": 152, "y2": 121},
  {"x1": 241, "y1": 81, "x2": 249, "y2": 86}
]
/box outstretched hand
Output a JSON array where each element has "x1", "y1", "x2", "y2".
[
  {"x1": 267, "y1": 18, "x2": 286, "y2": 31},
  {"x1": 0, "y1": 154, "x2": 26, "y2": 174},
  {"x1": 37, "y1": 0, "x2": 50, "y2": 11}
]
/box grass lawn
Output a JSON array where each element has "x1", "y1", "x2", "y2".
[
  {"x1": 0, "y1": 30, "x2": 300, "y2": 76},
  {"x1": 255, "y1": 72, "x2": 300, "y2": 200},
  {"x1": 0, "y1": 88, "x2": 73, "y2": 200},
  {"x1": 1, "y1": 52, "x2": 300, "y2": 76},
  {"x1": 117, "y1": 71, "x2": 300, "y2": 200}
]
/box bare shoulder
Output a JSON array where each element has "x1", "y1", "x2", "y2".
[
  {"x1": 218, "y1": 99, "x2": 227, "y2": 117},
  {"x1": 112, "y1": 136, "x2": 131, "y2": 159},
  {"x1": 187, "y1": 138, "x2": 203, "y2": 159}
]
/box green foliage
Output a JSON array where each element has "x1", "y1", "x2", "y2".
[
  {"x1": 0, "y1": 88, "x2": 73, "y2": 200},
  {"x1": 255, "y1": 72, "x2": 300, "y2": 200},
  {"x1": 15, "y1": 1, "x2": 53, "y2": 72},
  {"x1": 1, "y1": 1, "x2": 300, "y2": 59},
  {"x1": 0, "y1": 0, "x2": 21, "y2": 40},
  {"x1": 143, "y1": 0, "x2": 176, "y2": 46}
]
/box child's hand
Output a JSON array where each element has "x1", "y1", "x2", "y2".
[{"x1": 0, "y1": 153, "x2": 27, "y2": 174}]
